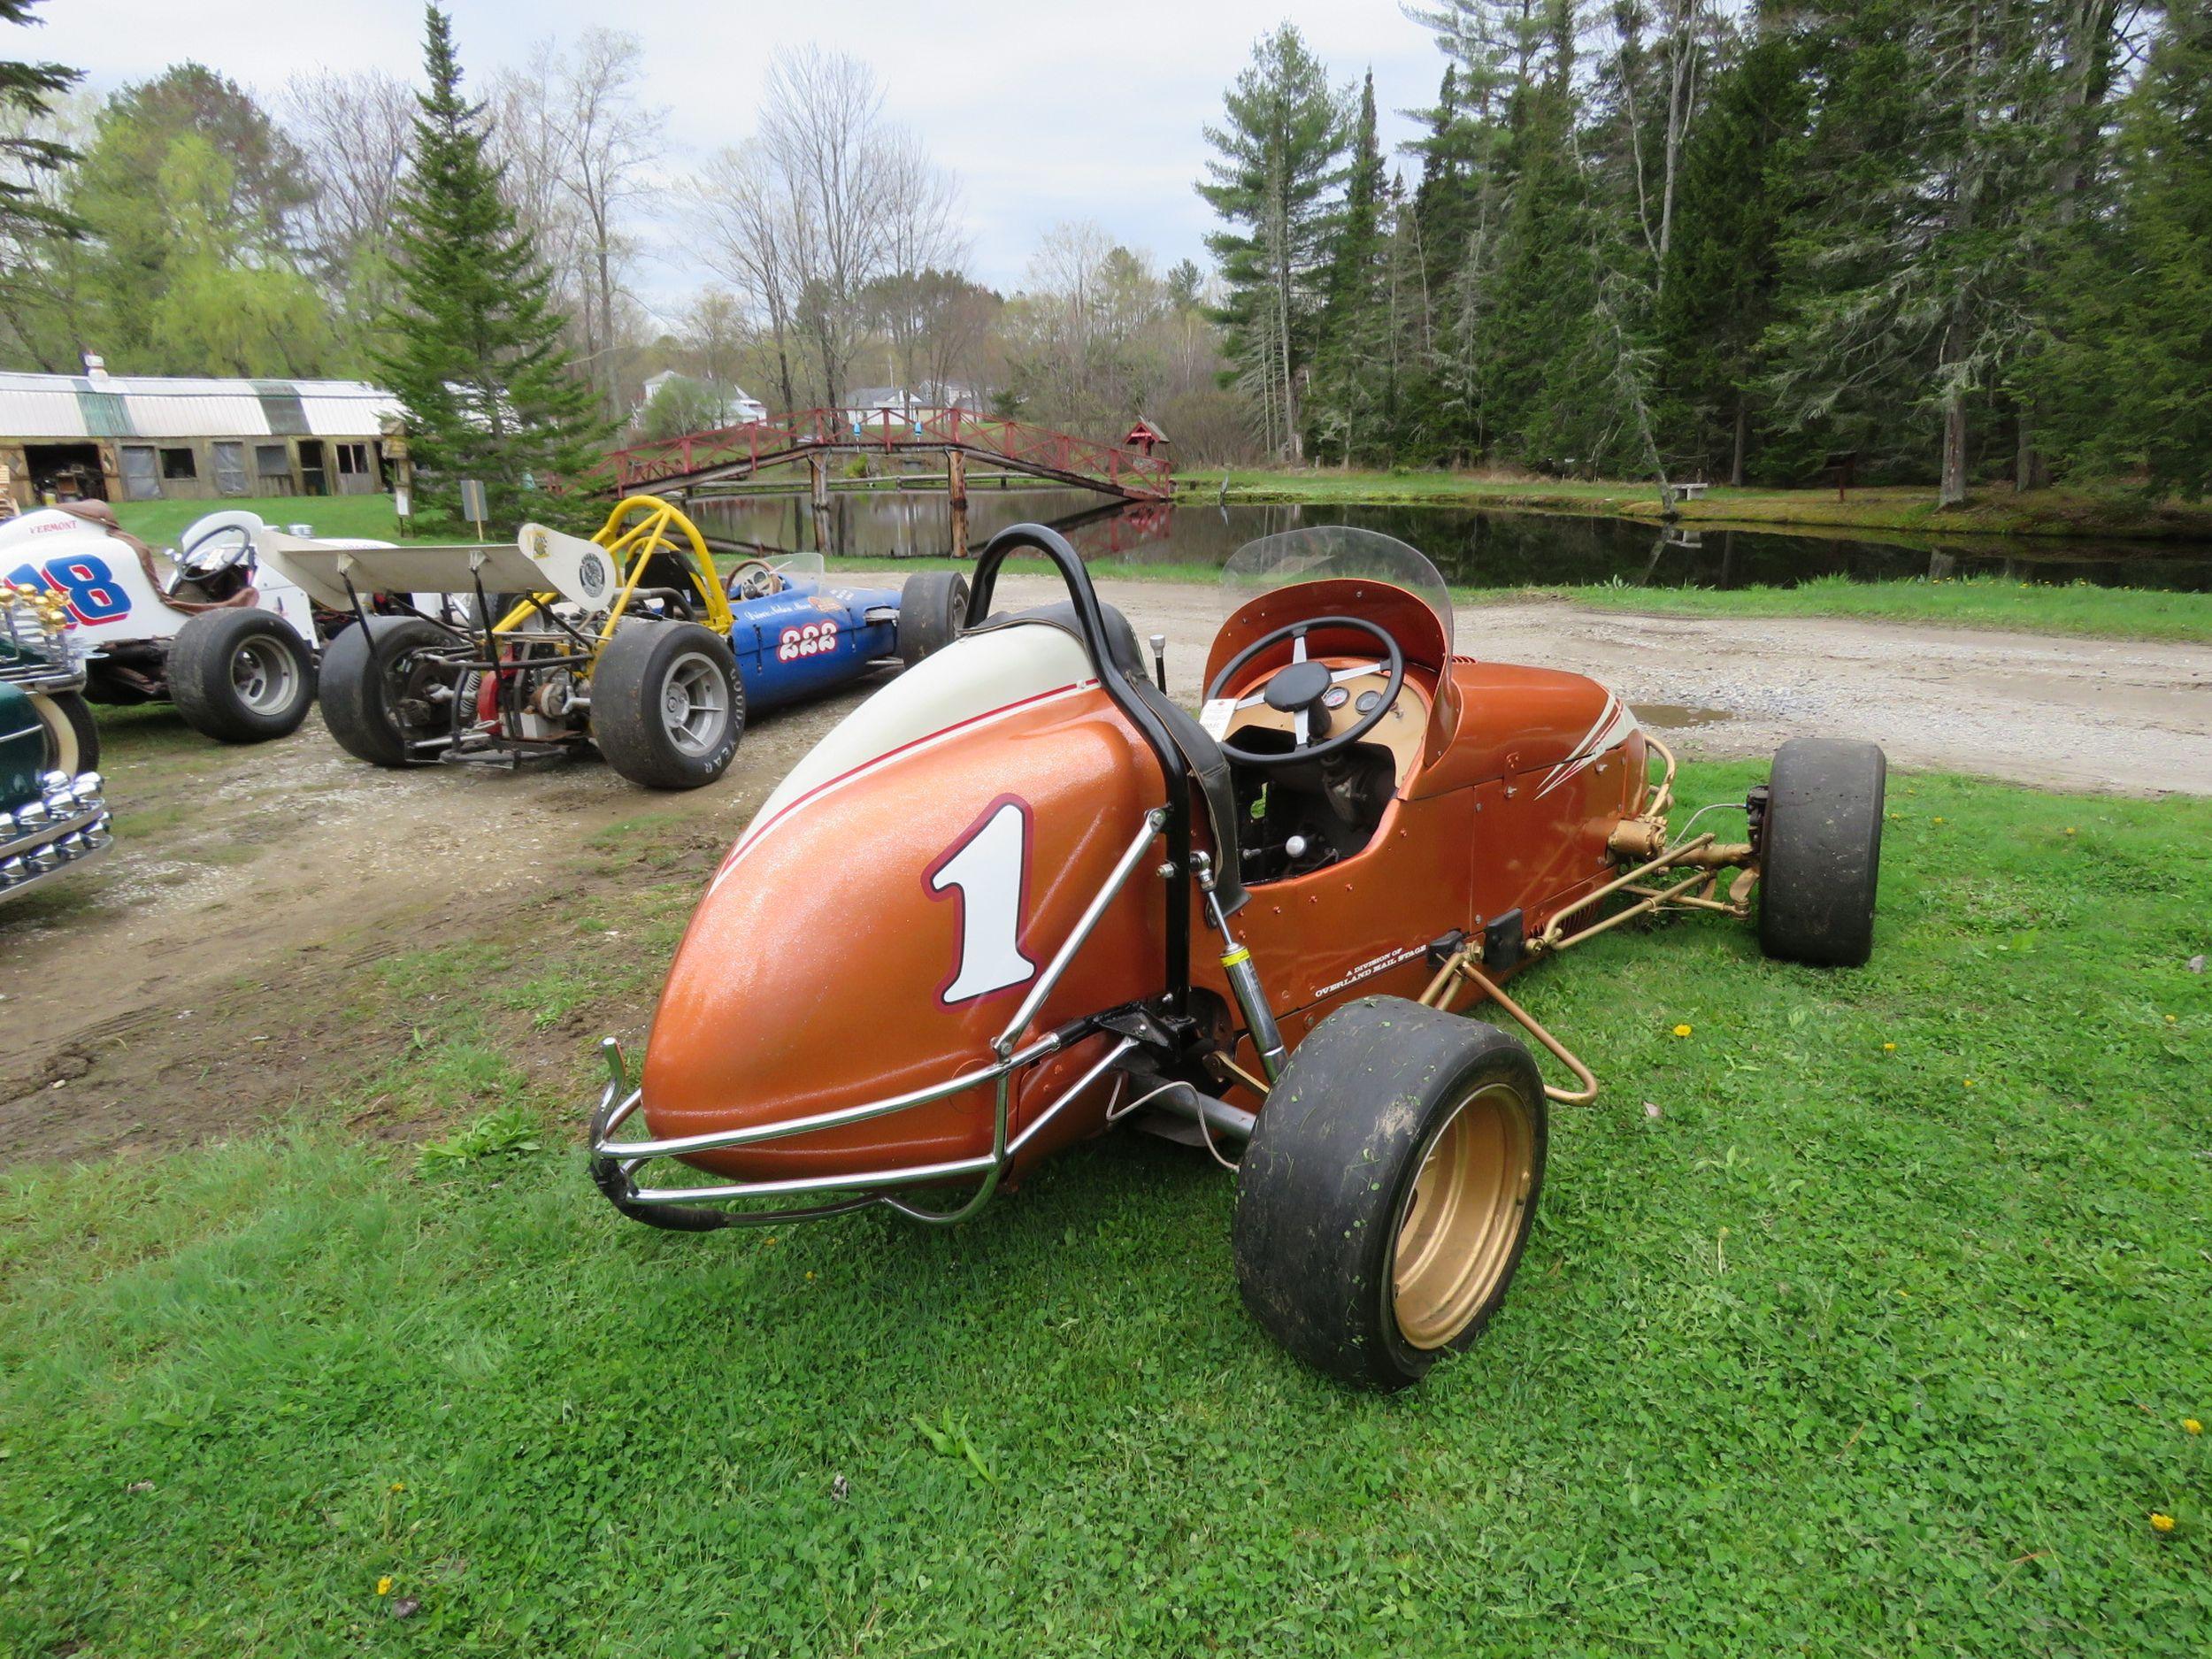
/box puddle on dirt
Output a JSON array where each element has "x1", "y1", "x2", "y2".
[{"x1": 1633, "y1": 703, "x2": 1734, "y2": 728}]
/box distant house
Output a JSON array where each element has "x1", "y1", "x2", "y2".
[
  {"x1": 843, "y1": 382, "x2": 982, "y2": 434},
  {"x1": 0, "y1": 358, "x2": 402, "y2": 509},
  {"x1": 634, "y1": 371, "x2": 766, "y2": 430}
]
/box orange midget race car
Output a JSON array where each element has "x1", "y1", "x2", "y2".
[{"x1": 589, "y1": 525, "x2": 1886, "y2": 1389}]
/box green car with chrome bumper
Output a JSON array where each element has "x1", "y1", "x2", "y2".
[{"x1": 1, "y1": 581, "x2": 110, "y2": 902}]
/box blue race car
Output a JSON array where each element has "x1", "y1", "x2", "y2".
[
  {"x1": 303, "y1": 498, "x2": 970, "y2": 791},
  {"x1": 720, "y1": 550, "x2": 964, "y2": 712}
]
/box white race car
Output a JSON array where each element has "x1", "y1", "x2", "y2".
[{"x1": 0, "y1": 504, "x2": 397, "y2": 743}]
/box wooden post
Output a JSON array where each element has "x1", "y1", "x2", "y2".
[
  {"x1": 947, "y1": 446, "x2": 968, "y2": 560},
  {"x1": 810, "y1": 452, "x2": 828, "y2": 511}
]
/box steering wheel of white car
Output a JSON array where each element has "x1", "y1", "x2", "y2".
[
  {"x1": 1206, "y1": 616, "x2": 1406, "y2": 768},
  {"x1": 173, "y1": 520, "x2": 256, "y2": 590}
]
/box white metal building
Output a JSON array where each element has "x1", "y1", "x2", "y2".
[{"x1": 0, "y1": 361, "x2": 403, "y2": 509}]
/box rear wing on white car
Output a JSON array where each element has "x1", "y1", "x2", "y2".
[{"x1": 256, "y1": 522, "x2": 617, "y2": 612}]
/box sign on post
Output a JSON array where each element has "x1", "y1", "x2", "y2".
[{"x1": 457, "y1": 479, "x2": 488, "y2": 542}]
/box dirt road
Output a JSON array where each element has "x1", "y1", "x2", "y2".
[{"x1": 4, "y1": 584, "x2": 2207, "y2": 1164}]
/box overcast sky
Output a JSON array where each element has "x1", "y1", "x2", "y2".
[{"x1": 31, "y1": 1, "x2": 1450, "y2": 321}]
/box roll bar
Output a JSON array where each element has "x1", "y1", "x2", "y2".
[{"x1": 965, "y1": 524, "x2": 1192, "y2": 1016}]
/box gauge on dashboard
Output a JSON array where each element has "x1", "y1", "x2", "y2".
[
  {"x1": 1355, "y1": 688, "x2": 1383, "y2": 714},
  {"x1": 1322, "y1": 686, "x2": 1350, "y2": 710}
]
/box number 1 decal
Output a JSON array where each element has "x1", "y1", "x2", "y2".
[{"x1": 926, "y1": 795, "x2": 1036, "y2": 1005}]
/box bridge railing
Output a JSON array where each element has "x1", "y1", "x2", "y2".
[{"x1": 604, "y1": 407, "x2": 1174, "y2": 499}]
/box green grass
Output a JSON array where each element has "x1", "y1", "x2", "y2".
[
  {"x1": 110, "y1": 494, "x2": 430, "y2": 547},
  {"x1": 1191, "y1": 469, "x2": 2212, "y2": 541},
  {"x1": 1200, "y1": 468, "x2": 2212, "y2": 539},
  {"x1": 2, "y1": 768, "x2": 2208, "y2": 1655},
  {"x1": 822, "y1": 555, "x2": 2212, "y2": 644},
  {"x1": 1512, "y1": 571, "x2": 2212, "y2": 643}
]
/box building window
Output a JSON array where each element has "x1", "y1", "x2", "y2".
[
  {"x1": 335, "y1": 442, "x2": 370, "y2": 476},
  {"x1": 159, "y1": 447, "x2": 197, "y2": 480}
]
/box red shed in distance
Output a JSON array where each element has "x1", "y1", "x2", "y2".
[{"x1": 1124, "y1": 417, "x2": 1169, "y2": 457}]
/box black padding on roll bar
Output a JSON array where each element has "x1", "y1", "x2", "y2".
[{"x1": 967, "y1": 526, "x2": 1232, "y2": 994}]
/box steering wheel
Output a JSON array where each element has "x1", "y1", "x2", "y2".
[
  {"x1": 173, "y1": 518, "x2": 259, "y2": 591},
  {"x1": 725, "y1": 557, "x2": 781, "y2": 602},
  {"x1": 1205, "y1": 616, "x2": 1405, "y2": 768}
]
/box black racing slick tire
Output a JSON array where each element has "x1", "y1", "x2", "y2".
[
  {"x1": 29, "y1": 689, "x2": 99, "y2": 774},
  {"x1": 897, "y1": 570, "x2": 969, "y2": 668},
  {"x1": 167, "y1": 608, "x2": 316, "y2": 743},
  {"x1": 1757, "y1": 736, "x2": 1887, "y2": 968},
  {"x1": 1232, "y1": 996, "x2": 1548, "y2": 1392},
  {"x1": 319, "y1": 615, "x2": 449, "y2": 769},
  {"x1": 590, "y1": 621, "x2": 743, "y2": 790}
]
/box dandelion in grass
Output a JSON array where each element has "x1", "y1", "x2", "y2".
[
  {"x1": 377, "y1": 1577, "x2": 394, "y2": 1595},
  {"x1": 1672, "y1": 1024, "x2": 1693, "y2": 1038},
  {"x1": 2151, "y1": 1513, "x2": 2176, "y2": 1533},
  {"x1": 1883, "y1": 1042, "x2": 1897, "y2": 1052},
  {"x1": 389, "y1": 1481, "x2": 405, "y2": 1493},
  {"x1": 2186, "y1": 1418, "x2": 2203, "y2": 1435},
  {"x1": 1963, "y1": 1079, "x2": 1978, "y2": 1088}
]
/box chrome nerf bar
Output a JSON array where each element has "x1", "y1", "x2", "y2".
[
  {"x1": 0, "y1": 771, "x2": 111, "y2": 902},
  {"x1": 588, "y1": 807, "x2": 1168, "y2": 1227}
]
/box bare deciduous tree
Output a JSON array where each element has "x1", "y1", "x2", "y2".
[
  {"x1": 556, "y1": 29, "x2": 664, "y2": 414},
  {"x1": 692, "y1": 47, "x2": 964, "y2": 411},
  {"x1": 692, "y1": 141, "x2": 802, "y2": 411},
  {"x1": 488, "y1": 31, "x2": 665, "y2": 417},
  {"x1": 281, "y1": 69, "x2": 414, "y2": 334}
]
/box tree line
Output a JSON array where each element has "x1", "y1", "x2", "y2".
[{"x1": 1202, "y1": 2, "x2": 2212, "y2": 498}]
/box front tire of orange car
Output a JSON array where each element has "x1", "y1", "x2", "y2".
[
  {"x1": 1756, "y1": 736, "x2": 1886, "y2": 968},
  {"x1": 1231, "y1": 996, "x2": 1548, "y2": 1391}
]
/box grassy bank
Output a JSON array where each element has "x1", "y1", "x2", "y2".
[
  {"x1": 110, "y1": 494, "x2": 420, "y2": 546},
  {"x1": 1534, "y1": 570, "x2": 2212, "y2": 643},
  {"x1": 823, "y1": 555, "x2": 2212, "y2": 644},
  {"x1": 1189, "y1": 468, "x2": 2212, "y2": 541},
  {"x1": 3, "y1": 766, "x2": 2208, "y2": 1656}
]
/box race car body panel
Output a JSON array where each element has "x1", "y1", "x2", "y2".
[
  {"x1": 724, "y1": 578, "x2": 902, "y2": 710},
  {"x1": 643, "y1": 625, "x2": 1162, "y2": 1180}
]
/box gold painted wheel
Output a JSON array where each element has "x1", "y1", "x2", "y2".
[{"x1": 1391, "y1": 1079, "x2": 1537, "y2": 1350}]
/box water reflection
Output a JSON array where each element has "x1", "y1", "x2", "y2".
[{"x1": 687, "y1": 488, "x2": 2212, "y2": 593}]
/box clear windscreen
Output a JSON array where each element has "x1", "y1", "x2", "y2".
[
  {"x1": 772, "y1": 551, "x2": 826, "y2": 583},
  {"x1": 1219, "y1": 526, "x2": 1454, "y2": 655}
]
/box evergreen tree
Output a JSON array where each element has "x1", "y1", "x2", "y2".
[
  {"x1": 376, "y1": 4, "x2": 603, "y2": 532},
  {"x1": 1197, "y1": 25, "x2": 1348, "y2": 463},
  {"x1": 2034, "y1": 7, "x2": 2212, "y2": 497},
  {"x1": 1655, "y1": 25, "x2": 1808, "y2": 483},
  {"x1": 1309, "y1": 70, "x2": 1386, "y2": 464},
  {"x1": 0, "y1": 0, "x2": 84, "y2": 364}
]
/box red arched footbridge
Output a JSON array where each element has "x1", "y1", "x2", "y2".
[{"x1": 605, "y1": 407, "x2": 1174, "y2": 503}]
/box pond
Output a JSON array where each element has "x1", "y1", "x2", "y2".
[{"x1": 689, "y1": 487, "x2": 2212, "y2": 592}]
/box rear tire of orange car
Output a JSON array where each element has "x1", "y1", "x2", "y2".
[
  {"x1": 1757, "y1": 737, "x2": 1886, "y2": 968},
  {"x1": 898, "y1": 571, "x2": 969, "y2": 667},
  {"x1": 591, "y1": 621, "x2": 743, "y2": 790},
  {"x1": 1232, "y1": 997, "x2": 1548, "y2": 1391}
]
